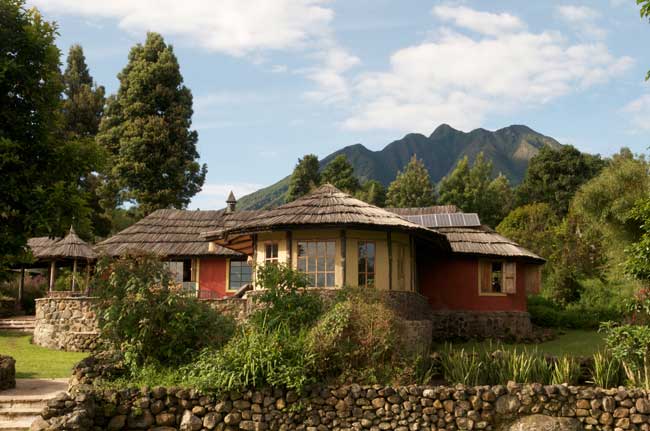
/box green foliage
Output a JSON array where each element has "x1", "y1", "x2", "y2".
[
  {"x1": 97, "y1": 32, "x2": 206, "y2": 215},
  {"x1": 250, "y1": 264, "x2": 322, "y2": 331},
  {"x1": 601, "y1": 322, "x2": 650, "y2": 389},
  {"x1": 386, "y1": 155, "x2": 436, "y2": 207},
  {"x1": 438, "y1": 153, "x2": 513, "y2": 227},
  {"x1": 516, "y1": 145, "x2": 605, "y2": 216},
  {"x1": 286, "y1": 154, "x2": 320, "y2": 202},
  {"x1": 186, "y1": 324, "x2": 315, "y2": 393},
  {"x1": 625, "y1": 198, "x2": 650, "y2": 281},
  {"x1": 638, "y1": 0, "x2": 650, "y2": 80},
  {"x1": 551, "y1": 355, "x2": 581, "y2": 385},
  {"x1": 527, "y1": 295, "x2": 623, "y2": 329},
  {"x1": 590, "y1": 351, "x2": 624, "y2": 388},
  {"x1": 308, "y1": 290, "x2": 397, "y2": 377},
  {"x1": 92, "y1": 254, "x2": 235, "y2": 367},
  {"x1": 496, "y1": 203, "x2": 559, "y2": 264},
  {"x1": 62, "y1": 44, "x2": 106, "y2": 138},
  {"x1": 320, "y1": 155, "x2": 360, "y2": 194},
  {"x1": 356, "y1": 180, "x2": 386, "y2": 207}
]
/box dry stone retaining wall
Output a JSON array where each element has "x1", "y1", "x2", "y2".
[
  {"x1": 430, "y1": 310, "x2": 533, "y2": 340},
  {"x1": 33, "y1": 297, "x2": 99, "y2": 352},
  {"x1": 0, "y1": 355, "x2": 15, "y2": 390},
  {"x1": 35, "y1": 381, "x2": 650, "y2": 431}
]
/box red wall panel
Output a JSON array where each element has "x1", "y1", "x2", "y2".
[
  {"x1": 198, "y1": 257, "x2": 231, "y2": 299},
  {"x1": 418, "y1": 256, "x2": 529, "y2": 312}
]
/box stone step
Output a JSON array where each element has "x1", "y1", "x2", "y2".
[
  {"x1": 0, "y1": 416, "x2": 34, "y2": 430},
  {"x1": 0, "y1": 407, "x2": 43, "y2": 419}
]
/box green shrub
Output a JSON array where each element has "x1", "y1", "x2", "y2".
[
  {"x1": 590, "y1": 350, "x2": 624, "y2": 388},
  {"x1": 186, "y1": 323, "x2": 315, "y2": 392},
  {"x1": 551, "y1": 355, "x2": 581, "y2": 385},
  {"x1": 92, "y1": 254, "x2": 235, "y2": 367},
  {"x1": 308, "y1": 289, "x2": 397, "y2": 377},
  {"x1": 250, "y1": 263, "x2": 323, "y2": 331},
  {"x1": 528, "y1": 295, "x2": 623, "y2": 329},
  {"x1": 439, "y1": 346, "x2": 484, "y2": 386},
  {"x1": 601, "y1": 322, "x2": 650, "y2": 389}
]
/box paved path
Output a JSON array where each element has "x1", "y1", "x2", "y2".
[{"x1": 0, "y1": 379, "x2": 68, "y2": 431}]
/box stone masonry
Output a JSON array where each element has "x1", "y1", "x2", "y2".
[
  {"x1": 0, "y1": 355, "x2": 15, "y2": 390},
  {"x1": 33, "y1": 297, "x2": 99, "y2": 352}
]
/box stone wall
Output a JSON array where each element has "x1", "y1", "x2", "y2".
[
  {"x1": 34, "y1": 380, "x2": 650, "y2": 431},
  {"x1": 34, "y1": 297, "x2": 99, "y2": 352},
  {"x1": 430, "y1": 310, "x2": 533, "y2": 340},
  {"x1": 202, "y1": 297, "x2": 249, "y2": 322},
  {"x1": 0, "y1": 355, "x2": 15, "y2": 390}
]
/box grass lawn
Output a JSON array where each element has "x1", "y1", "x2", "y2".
[
  {"x1": 441, "y1": 330, "x2": 605, "y2": 357},
  {"x1": 0, "y1": 330, "x2": 87, "y2": 378}
]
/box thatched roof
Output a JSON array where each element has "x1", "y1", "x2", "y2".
[
  {"x1": 386, "y1": 205, "x2": 459, "y2": 216},
  {"x1": 41, "y1": 227, "x2": 97, "y2": 260},
  {"x1": 434, "y1": 226, "x2": 544, "y2": 263},
  {"x1": 27, "y1": 237, "x2": 61, "y2": 259},
  {"x1": 203, "y1": 184, "x2": 450, "y2": 254},
  {"x1": 96, "y1": 209, "x2": 243, "y2": 258}
]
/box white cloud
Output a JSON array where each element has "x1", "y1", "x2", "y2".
[
  {"x1": 432, "y1": 5, "x2": 525, "y2": 36},
  {"x1": 303, "y1": 46, "x2": 361, "y2": 103},
  {"x1": 622, "y1": 94, "x2": 650, "y2": 132},
  {"x1": 189, "y1": 182, "x2": 262, "y2": 209},
  {"x1": 30, "y1": 0, "x2": 333, "y2": 56},
  {"x1": 343, "y1": 6, "x2": 633, "y2": 133},
  {"x1": 556, "y1": 5, "x2": 607, "y2": 40}
]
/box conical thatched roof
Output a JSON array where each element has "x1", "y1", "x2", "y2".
[
  {"x1": 203, "y1": 184, "x2": 450, "y2": 252},
  {"x1": 434, "y1": 226, "x2": 544, "y2": 263},
  {"x1": 27, "y1": 236, "x2": 61, "y2": 259},
  {"x1": 41, "y1": 227, "x2": 97, "y2": 260},
  {"x1": 96, "y1": 209, "x2": 243, "y2": 258}
]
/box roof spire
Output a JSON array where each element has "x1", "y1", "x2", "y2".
[{"x1": 226, "y1": 191, "x2": 237, "y2": 213}]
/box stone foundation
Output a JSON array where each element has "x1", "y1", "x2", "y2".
[
  {"x1": 35, "y1": 381, "x2": 650, "y2": 431},
  {"x1": 34, "y1": 297, "x2": 99, "y2": 352},
  {"x1": 202, "y1": 297, "x2": 249, "y2": 322},
  {"x1": 0, "y1": 355, "x2": 15, "y2": 390},
  {"x1": 430, "y1": 310, "x2": 533, "y2": 340}
]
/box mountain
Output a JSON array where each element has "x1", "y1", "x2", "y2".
[{"x1": 236, "y1": 124, "x2": 562, "y2": 210}]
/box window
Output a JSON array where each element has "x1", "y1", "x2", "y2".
[
  {"x1": 358, "y1": 241, "x2": 375, "y2": 287},
  {"x1": 165, "y1": 260, "x2": 192, "y2": 283},
  {"x1": 297, "y1": 240, "x2": 335, "y2": 287},
  {"x1": 479, "y1": 261, "x2": 516, "y2": 295},
  {"x1": 229, "y1": 260, "x2": 252, "y2": 290},
  {"x1": 265, "y1": 242, "x2": 279, "y2": 263}
]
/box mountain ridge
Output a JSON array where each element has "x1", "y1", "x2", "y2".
[{"x1": 236, "y1": 124, "x2": 562, "y2": 210}]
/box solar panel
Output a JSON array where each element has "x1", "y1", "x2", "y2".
[{"x1": 403, "y1": 212, "x2": 481, "y2": 228}]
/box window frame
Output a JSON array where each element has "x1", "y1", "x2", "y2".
[
  {"x1": 264, "y1": 241, "x2": 279, "y2": 263},
  {"x1": 296, "y1": 240, "x2": 336, "y2": 288},
  {"x1": 228, "y1": 258, "x2": 252, "y2": 291},
  {"x1": 357, "y1": 240, "x2": 376, "y2": 288},
  {"x1": 478, "y1": 260, "x2": 507, "y2": 297}
]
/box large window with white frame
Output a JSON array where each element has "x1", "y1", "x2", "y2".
[
  {"x1": 358, "y1": 241, "x2": 375, "y2": 288},
  {"x1": 297, "y1": 240, "x2": 335, "y2": 287}
]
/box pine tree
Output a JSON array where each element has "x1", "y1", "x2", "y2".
[
  {"x1": 385, "y1": 155, "x2": 435, "y2": 207},
  {"x1": 321, "y1": 155, "x2": 360, "y2": 193},
  {"x1": 62, "y1": 44, "x2": 106, "y2": 138},
  {"x1": 286, "y1": 154, "x2": 320, "y2": 202},
  {"x1": 438, "y1": 153, "x2": 513, "y2": 227},
  {"x1": 97, "y1": 33, "x2": 207, "y2": 215},
  {"x1": 356, "y1": 180, "x2": 386, "y2": 207}
]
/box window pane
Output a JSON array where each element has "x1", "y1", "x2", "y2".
[
  {"x1": 367, "y1": 257, "x2": 375, "y2": 274},
  {"x1": 367, "y1": 276, "x2": 375, "y2": 288},
  {"x1": 316, "y1": 273, "x2": 325, "y2": 287},
  {"x1": 326, "y1": 242, "x2": 335, "y2": 257},
  {"x1": 358, "y1": 273, "x2": 366, "y2": 287},
  {"x1": 358, "y1": 257, "x2": 366, "y2": 272},
  {"x1": 326, "y1": 257, "x2": 335, "y2": 271},
  {"x1": 367, "y1": 242, "x2": 375, "y2": 257},
  {"x1": 298, "y1": 258, "x2": 306, "y2": 272},
  {"x1": 317, "y1": 242, "x2": 325, "y2": 257},
  {"x1": 272, "y1": 243, "x2": 278, "y2": 258},
  {"x1": 317, "y1": 257, "x2": 325, "y2": 271},
  {"x1": 308, "y1": 242, "x2": 316, "y2": 256},
  {"x1": 308, "y1": 274, "x2": 315, "y2": 287},
  {"x1": 308, "y1": 257, "x2": 316, "y2": 272},
  {"x1": 326, "y1": 273, "x2": 334, "y2": 287},
  {"x1": 298, "y1": 243, "x2": 306, "y2": 257}
]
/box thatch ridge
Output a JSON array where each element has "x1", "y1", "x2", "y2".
[
  {"x1": 434, "y1": 225, "x2": 544, "y2": 263},
  {"x1": 41, "y1": 227, "x2": 97, "y2": 260},
  {"x1": 203, "y1": 184, "x2": 449, "y2": 249},
  {"x1": 27, "y1": 237, "x2": 61, "y2": 259},
  {"x1": 97, "y1": 208, "x2": 242, "y2": 258}
]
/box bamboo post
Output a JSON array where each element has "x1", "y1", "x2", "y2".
[
  {"x1": 71, "y1": 258, "x2": 78, "y2": 291},
  {"x1": 49, "y1": 260, "x2": 56, "y2": 292}
]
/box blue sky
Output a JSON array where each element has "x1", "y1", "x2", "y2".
[{"x1": 29, "y1": 0, "x2": 650, "y2": 209}]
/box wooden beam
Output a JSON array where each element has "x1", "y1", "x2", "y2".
[
  {"x1": 388, "y1": 231, "x2": 393, "y2": 291},
  {"x1": 286, "y1": 231, "x2": 293, "y2": 269},
  {"x1": 49, "y1": 261, "x2": 56, "y2": 292},
  {"x1": 71, "y1": 259, "x2": 78, "y2": 291}
]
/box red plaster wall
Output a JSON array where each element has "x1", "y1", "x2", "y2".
[
  {"x1": 199, "y1": 257, "x2": 231, "y2": 299},
  {"x1": 418, "y1": 256, "x2": 530, "y2": 312}
]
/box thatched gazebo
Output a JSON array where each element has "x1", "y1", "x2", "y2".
[{"x1": 40, "y1": 226, "x2": 97, "y2": 292}]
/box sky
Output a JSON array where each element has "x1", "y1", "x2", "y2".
[{"x1": 28, "y1": 0, "x2": 650, "y2": 209}]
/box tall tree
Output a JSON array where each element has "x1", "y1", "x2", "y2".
[
  {"x1": 320, "y1": 155, "x2": 360, "y2": 193},
  {"x1": 438, "y1": 153, "x2": 514, "y2": 227},
  {"x1": 62, "y1": 44, "x2": 105, "y2": 138},
  {"x1": 356, "y1": 180, "x2": 386, "y2": 207},
  {"x1": 0, "y1": 0, "x2": 93, "y2": 271},
  {"x1": 97, "y1": 32, "x2": 206, "y2": 215},
  {"x1": 516, "y1": 145, "x2": 605, "y2": 216},
  {"x1": 286, "y1": 154, "x2": 320, "y2": 202},
  {"x1": 385, "y1": 155, "x2": 436, "y2": 208}
]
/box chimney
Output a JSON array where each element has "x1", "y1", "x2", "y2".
[{"x1": 225, "y1": 190, "x2": 237, "y2": 213}]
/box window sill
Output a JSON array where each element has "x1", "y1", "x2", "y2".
[{"x1": 479, "y1": 292, "x2": 509, "y2": 297}]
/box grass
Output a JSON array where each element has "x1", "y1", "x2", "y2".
[
  {"x1": 0, "y1": 330, "x2": 87, "y2": 378},
  {"x1": 443, "y1": 330, "x2": 605, "y2": 358}
]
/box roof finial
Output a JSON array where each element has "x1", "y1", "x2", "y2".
[{"x1": 226, "y1": 191, "x2": 237, "y2": 213}]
